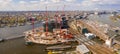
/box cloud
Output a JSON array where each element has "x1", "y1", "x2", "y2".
[
  {"x1": 19, "y1": 1, "x2": 26, "y2": 4},
  {"x1": 0, "y1": 0, "x2": 13, "y2": 11},
  {"x1": 78, "y1": 0, "x2": 120, "y2": 10},
  {"x1": 30, "y1": 1, "x2": 38, "y2": 3},
  {"x1": 40, "y1": 0, "x2": 45, "y2": 2},
  {"x1": 82, "y1": 0, "x2": 120, "y2": 6},
  {"x1": 66, "y1": 0, "x2": 76, "y2": 2},
  {"x1": 0, "y1": 0, "x2": 12, "y2": 6},
  {"x1": 0, "y1": 0, "x2": 120, "y2": 11},
  {"x1": 51, "y1": 0, "x2": 61, "y2": 3}
]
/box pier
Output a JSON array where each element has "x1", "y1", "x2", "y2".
[{"x1": 46, "y1": 45, "x2": 72, "y2": 50}]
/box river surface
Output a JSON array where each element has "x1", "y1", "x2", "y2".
[
  {"x1": 0, "y1": 13, "x2": 120, "y2": 54},
  {"x1": 88, "y1": 14, "x2": 120, "y2": 27},
  {"x1": 0, "y1": 38, "x2": 47, "y2": 54},
  {"x1": 0, "y1": 22, "x2": 47, "y2": 54},
  {"x1": 0, "y1": 22, "x2": 43, "y2": 39}
]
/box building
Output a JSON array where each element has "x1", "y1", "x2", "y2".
[{"x1": 76, "y1": 44, "x2": 90, "y2": 54}]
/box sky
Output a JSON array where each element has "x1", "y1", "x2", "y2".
[{"x1": 0, "y1": 0, "x2": 120, "y2": 11}]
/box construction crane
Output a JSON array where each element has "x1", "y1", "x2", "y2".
[{"x1": 45, "y1": 5, "x2": 48, "y2": 36}]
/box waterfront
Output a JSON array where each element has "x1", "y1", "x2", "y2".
[
  {"x1": 0, "y1": 0, "x2": 120, "y2": 54},
  {"x1": 0, "y1": 14, "x2": 120, "y2": 54},
  {"x1": 0, "y1": 21, "x2": 47, "y2": 54}
]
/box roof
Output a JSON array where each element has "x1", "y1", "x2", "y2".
[
  {"x1": 77, "y1": 44, "x2": 90, "y2": 53},
  {"x1": 85, "y1": 33, "x2": 94, "y2": 37}
]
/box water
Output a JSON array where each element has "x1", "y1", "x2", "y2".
[
  {"x1": 0, "y1": 22, "x2": 43, "y2": 39},
  {"x1": 0, "y1": 22, "x2": 48, "y2": 54},
  {"x1": 0, "y1": 38, "x2": 47, "y2": 54},
  {"x1": 88, "y1": 14, "x2": 120, "y2": 27}
]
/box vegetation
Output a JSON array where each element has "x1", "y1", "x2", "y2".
[{"x1": 0, "y1": 14, "x2": 43, "y2": 28}]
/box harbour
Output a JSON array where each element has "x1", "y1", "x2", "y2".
[
  {"x1": 0, "y1": 0, "x2": 120, "y2": 53},
  {"x1": 0, "y1": 11, "x2": 120, "y2": 54}
]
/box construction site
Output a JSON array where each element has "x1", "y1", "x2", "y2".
[
  {"x1": 0, "y1": 10, "x2": 120, "y2": 54},
  {"x1": 0, "y1": 0, "x2": 120, "y2": 54}
]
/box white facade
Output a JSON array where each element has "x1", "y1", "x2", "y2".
[
  {"x1": 105, "y1": 39, "x2": 111, "y2": 47},
  {"x1": 76, "y1": 44, "x2": 90, "y2": 54},
  {"x1": 84, "y1": 33, "x2": 96, "y2": 39}
]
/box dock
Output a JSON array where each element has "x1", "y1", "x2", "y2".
[{"x1": 45, "y1": 45, "x2": 72, "y2": 50}]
